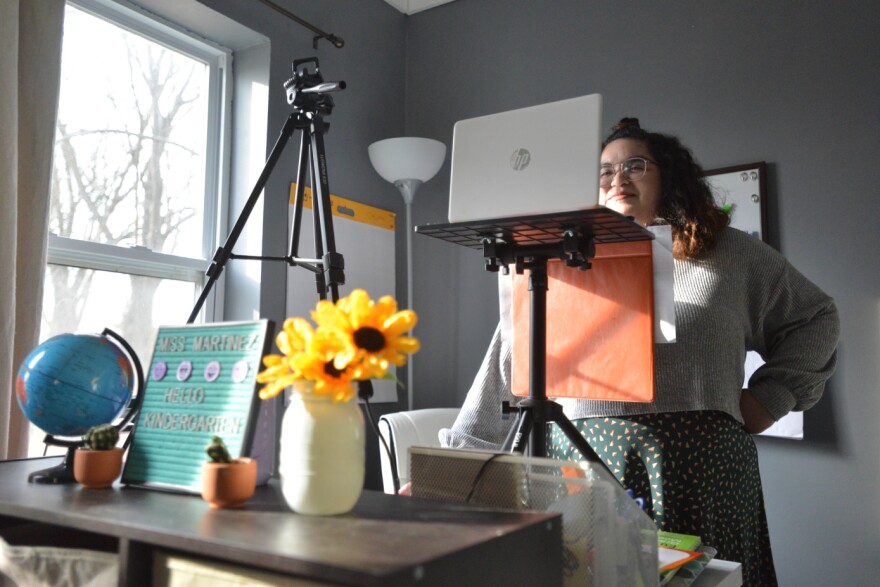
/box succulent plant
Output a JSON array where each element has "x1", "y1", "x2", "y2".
[
  {"x1": 206, "y1": 435, "x2": 232, "y2": 464},
  {"x1": 84, "y1": 424, "x2": 119, "y2": 451}
]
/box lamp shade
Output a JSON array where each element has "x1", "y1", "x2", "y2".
[{"x1": 368, "y1": 137, "x2": 446, "y2": 184}]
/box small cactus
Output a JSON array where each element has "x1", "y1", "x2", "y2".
[
  {"x1": 206, "y1": 436, "x2": 232, "y2": 464},
  {"x1": 84, "y1": 424, "x2": 119, "y2": 451}
]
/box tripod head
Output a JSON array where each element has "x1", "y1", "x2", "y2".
[{"x1": 284, "y1": 57, "x2": 346, "y2": 116}]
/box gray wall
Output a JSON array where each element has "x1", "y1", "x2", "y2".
[
  {"x1": 405, "y1": 1, "x2": 880, "y2": 585},
  {"x1": 197, "y1": 0, "x2": 411, "y2": 490},
  {"x1": 196, "y1": 0, "x2": 879, "y2": 583}
]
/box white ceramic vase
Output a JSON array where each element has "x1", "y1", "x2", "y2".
[{"x1": 278, "y1": 382, "x2": 365, "y2": 515}]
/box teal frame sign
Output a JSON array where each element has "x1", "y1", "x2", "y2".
[{"x1": 122, "y1": 320, "x2": 273, "y2": 493}]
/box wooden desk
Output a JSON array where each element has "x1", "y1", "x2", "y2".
[{"x1": 0, "y1": 457, "x2": 562, "y2": 586}]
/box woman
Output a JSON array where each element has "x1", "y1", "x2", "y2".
[{"x1": 440, "y1": 118, "x2": 840, "y2": 586}]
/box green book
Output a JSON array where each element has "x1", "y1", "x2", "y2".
[{"x1": 658, "y1": 530, "x2": 702, "y2": 552}]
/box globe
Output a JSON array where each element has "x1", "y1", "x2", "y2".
[{"x1": 16, "y1": 333, "x2": 135, "y2": 437}]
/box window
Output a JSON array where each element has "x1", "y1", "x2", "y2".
[{"x1": 32, "y1": 0, "x2": 232, "y2": 455}]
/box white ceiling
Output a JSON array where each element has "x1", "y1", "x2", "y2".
[{"x1": 382, "y1": 0, "x2": 457, "y2": 15}]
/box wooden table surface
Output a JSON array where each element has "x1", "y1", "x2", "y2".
[{"x1": 0, "y1": 457, "x2": 562, "y2": 586}]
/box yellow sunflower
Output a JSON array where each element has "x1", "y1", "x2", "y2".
[
  {"x1": 256, "y1": 290, "x2": 419, "y2": 404},
  {"x1": 292, "y1": 346, "x2": 357, "y2": 403},
  {"x1": 255, "y1": 318, "x2": 313, "y2": 400},
  {"x1": 315, "y1": 289, "x2": 420, "y2": 379}
]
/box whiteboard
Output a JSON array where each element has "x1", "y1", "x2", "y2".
[
  {"x1": 705, "y1": 162, "x2": 767, "y2": 241},
  {"x1": 285, "y1": 185, "x2": 398, "y2": 404}
]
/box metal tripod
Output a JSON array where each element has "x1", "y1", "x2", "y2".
[
  {"x1": 484, "y1": 230, "x2": 612, "y2": 475},
  {"x1": 417, "y1": 209, "x2": 654, "y2": 489},
  {"x1": 188, "y1": 58, "x2": 347, "y2": 323}
]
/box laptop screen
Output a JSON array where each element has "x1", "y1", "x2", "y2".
[{"x1": 448, "y1": 93, "x2": 603, "y2": 223}]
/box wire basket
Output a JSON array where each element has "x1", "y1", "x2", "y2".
[{"x1": 410, "y1": 447, "x2": 658, "y2": 587}]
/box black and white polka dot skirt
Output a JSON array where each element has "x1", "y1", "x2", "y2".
[{"x1": 547, "y1": 411, "x2": 778, "y2": 587}]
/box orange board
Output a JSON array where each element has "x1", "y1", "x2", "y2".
[{"x1": 511, "y1": 240, "x2": 655, "y2": 402}]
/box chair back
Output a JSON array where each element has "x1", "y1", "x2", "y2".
[{"x1": 377, "y1": 408, "x2": 459, "y2": 494}]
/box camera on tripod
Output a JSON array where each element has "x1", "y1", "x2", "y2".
[
  {"x1": 284, "y1": 57, "x2": 346, "y2": 115},
  {"x1": 188, "y1": 55, "x2": 348, "y2": 324}
]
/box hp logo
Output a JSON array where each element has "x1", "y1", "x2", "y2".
[{"x1": 510, "y1": 148, "x2": 531, "y2": 171}]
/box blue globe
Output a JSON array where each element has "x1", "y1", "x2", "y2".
[{"x1": 16, "y1": 333, "x2": 134, "y2": 437}]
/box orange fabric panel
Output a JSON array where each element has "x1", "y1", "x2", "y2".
[{"x1": 511, "y1": 240, "x2": 655, "y2": 402}]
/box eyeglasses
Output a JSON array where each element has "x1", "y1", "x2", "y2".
[{"x1": 599, "y1": 157, "x2": 655, "y2": 187}]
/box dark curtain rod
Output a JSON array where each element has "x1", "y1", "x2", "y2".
[{"x1": 255, "y1": 0, "x2": 345, "y2": 48}]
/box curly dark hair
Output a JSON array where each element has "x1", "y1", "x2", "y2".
[{"x1": 603, "y1": 118, "x2": 729, "y2": 259}]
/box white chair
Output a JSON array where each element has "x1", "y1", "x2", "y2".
[{"x1": 377, "y1": 408, "x2": 460, "y2": 494}]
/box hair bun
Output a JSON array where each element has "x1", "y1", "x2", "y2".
[{"x1": 613, "y1": 117, "x2": 641, "y2": 133}]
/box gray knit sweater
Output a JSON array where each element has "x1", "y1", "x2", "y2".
[{"x1": 440, "y1": 227, "x2": 840, "y2": 450}]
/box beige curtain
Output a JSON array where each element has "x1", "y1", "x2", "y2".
[{"x1": 0, "y1": 0, "x2": 65, "y2": 460}]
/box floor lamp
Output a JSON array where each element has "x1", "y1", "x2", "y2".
[{"x1": 368, "y1": 137, "x2": 446, "y2": 410}]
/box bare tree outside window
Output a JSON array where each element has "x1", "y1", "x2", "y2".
[{"x1": 33, "y1": 3, "x2": 223, "y2": 456}]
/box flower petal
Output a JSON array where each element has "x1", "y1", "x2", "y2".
[
  {"x1": 391, "y1": 336, "x2": 420, "y2": 354},
  {"x1": 261, "y1": 354, "x2": 283, "y2": 367},
  {"x1": 382, "y1": 310, "x2": 417, "y2": 337}
]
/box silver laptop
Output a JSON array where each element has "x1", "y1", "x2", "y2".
[{"x1": 447, "y1": 93, "x2": 603, "y2": 223}]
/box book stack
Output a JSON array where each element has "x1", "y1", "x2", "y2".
[{"x1": 658, "y1": 531, "x2": 717, "y2": 586}]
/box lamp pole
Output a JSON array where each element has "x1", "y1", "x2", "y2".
[
  {"x1": 368, "y1": 137, "x2": 446, "y2": 411},
  {"x1": 394, "y1": 179, "x2": 420, "y2": 411}
]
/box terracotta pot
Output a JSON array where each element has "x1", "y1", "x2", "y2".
[
  {"x1": 73, "y1": 447, "x2": 123, "y2": 488},
  {"x1": 201, "y1": 458, "x2": 257, "y2": 509}
]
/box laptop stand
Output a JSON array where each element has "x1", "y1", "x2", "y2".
[{"x1": 417, "y1": 208, "x2": 653, "y2": 474}]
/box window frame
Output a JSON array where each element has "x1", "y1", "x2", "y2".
[{"x1": 47, "y1": 0, "x2": 234, "y2": 321}]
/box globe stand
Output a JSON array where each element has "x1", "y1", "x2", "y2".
[
  {"x1": 28, "y1": 443, "x2": 79, "y2": 484},
  {"x1": 27, "y1": 328, "x2": 145, "y2": 484}
]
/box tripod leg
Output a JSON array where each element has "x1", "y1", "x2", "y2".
[
  {"x1": 288, "y1": 129, "x2": 310, "y2": 262},
  {"x1": 188, "y1": 112, "x2": 299, "y2": 323},
  {"x1": 308, "y1": 114, "x2": 344, "y2": 302},
  {"x1": 307, "y1": 135, "x2": 329, "y2": 300},
  {"x1": 530, "y1": 419, "x2": 548, "y2": 458},
  {"x1": 501, "y1": 409, "x2": 534, "y2": 454},
  {"x1": 285, "y1": 128, "x2": 329, "y2": 300}
]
